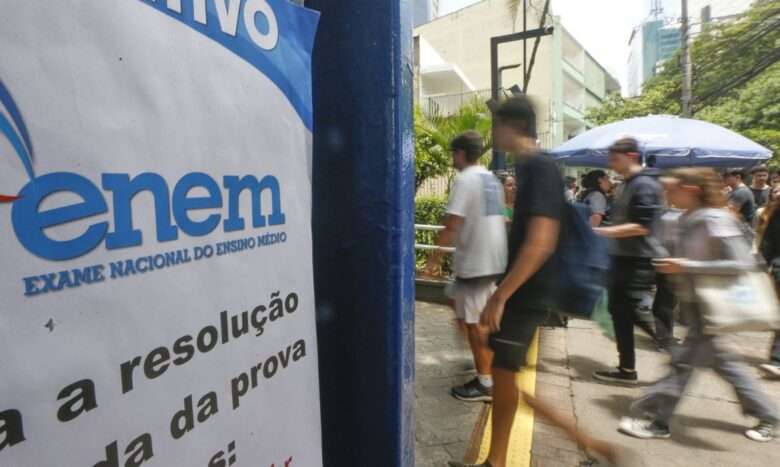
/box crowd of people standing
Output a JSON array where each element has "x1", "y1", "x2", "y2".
[{"x1": 425, "y1": 95, "x2": 780, "y2": 467}]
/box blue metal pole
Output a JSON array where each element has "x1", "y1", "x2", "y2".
[{"x1": 306, "y1": 1, "x2": 415, "y2": 466}]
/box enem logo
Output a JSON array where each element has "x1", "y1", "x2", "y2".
[{"x1": 2, "y1": 81, "x2": 286, "y2": 262}]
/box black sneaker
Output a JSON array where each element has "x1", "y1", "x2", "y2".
[
  {"x1": 451, "y1": 378, "x2": 492, "y2": 402},
  {"x1": 618, "y1": 417, "x2": 671, "y2": 439},
  {"x1": 593, "y1": 368, "x2": 638, "y2": 385},
  {"x1": 745, "y1": 421, "x2": 775, "y2": 442},
  {"x1": 448, "y1": 461, "x2": 493, "y2": 467}
]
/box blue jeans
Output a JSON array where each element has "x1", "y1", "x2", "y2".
[{"x1": 633, "y1": 304, "x2": 779, "y2": 425}]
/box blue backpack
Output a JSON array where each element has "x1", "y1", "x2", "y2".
[{"x1": 553, "y1": 202, "x2": 610, "y2": 319}]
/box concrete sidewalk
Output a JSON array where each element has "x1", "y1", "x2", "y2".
[
  {"x1": 561, "y1": 319, "x2": 780, "y2": 467},
  {"x1": 414, "y1": 302, "x2": 586, "y2": 467},
  {"x1": 415, "y1": 301, "x2": 780, "y2": 467},
  {"x1": 415, "y1": 301, "x2": 484, "y2": 466}
]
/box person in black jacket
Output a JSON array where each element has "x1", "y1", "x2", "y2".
[
  {"x1": 758, "y1": 196, "x2": 780, "y2": 379},
  {"x1": 592, "y1": 138, "x2": 664, "y2": 385}
]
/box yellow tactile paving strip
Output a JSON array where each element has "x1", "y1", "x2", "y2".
[{"x1": 468, "y1": 330, "x2": 540, "y2": 467}]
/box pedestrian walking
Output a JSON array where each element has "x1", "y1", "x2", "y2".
[
  {"x1": 619, "y1": 168, "x2": 778, "y2": 443},
  {"x1": 425, "y1": 131, "x2": 508, "y2": 402},
  {"x1": 579, "y1": 169, "x2": 611, "y2": 227},
  {"x1": 750, "y1": 165, "x2": 772, "y2": 209},
  {"x1": 724, "y1": 168, "x2": 757, "y2": 226},
  {"x1": 592, "y1": 137, "x2": 664, "y2": 385},
  {"x1": 449, "y1": 96, "x2": 565, "y2": 467},
  {"x1": 652, "y1": 206, "x2": 682, "y2": 351},
  {"x1": 757, "y1": 192, "x2": 780, "y2": 379},
  {"x1": 643, "y1": 158, "x2": 679, "y2": 351}
]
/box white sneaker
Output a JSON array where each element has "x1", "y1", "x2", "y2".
[
  {"x1": 618, "y1": 417, "x2": 671, "y2": 440},
  {"x1": 759, "y1": 363, "x2": 780, "y2": 379},
  {"x1": 745, "y1": 421, "x2": 775, "y2": 442}
]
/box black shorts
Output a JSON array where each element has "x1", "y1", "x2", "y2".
[{"x1": 489, "y1": 304, "x2": 547, "y2": 372}]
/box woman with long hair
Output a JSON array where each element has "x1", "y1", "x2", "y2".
[
  {"x1": 618, "y1": 168, "x2": 779, "y2": 443},
  {"x1": 757, "y1": 187, "x2": 780, "y2": 379},
  {"x1": 578, "y1": 169, "x2": 611, "y2": 227}
]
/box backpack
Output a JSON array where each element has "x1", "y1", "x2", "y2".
[{"x1": 553, "y1": 202, "x2": 610, "y2": 319}]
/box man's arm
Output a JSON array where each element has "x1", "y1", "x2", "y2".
[
  {"x1": 482, "y1": 216, "x2": 560, "y2": 331},
  {"x1": 594, "y1": 223, "x2": 648, "y2": 239},
  {"x1": 424, "y1": 214, "x2": 464, "y2": 274},
  {"x1": 727, "y1": 190, "x2": 751, "y2": 221},
  {"x1": 588, "y1": 194, "x2": 607, "y2": 227}
]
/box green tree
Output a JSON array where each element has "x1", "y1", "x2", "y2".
[
  {"x1": 414, "y1": 107, "x2": 449, "y2": 192},
  {"x1": 696, "y1": 63, "x2": 780, "y2": 167},
  {"x1": 587, "y1": 0, "x2": 780, "y2": 160},
  {"x1": 414, "y1": 98, "x2": 493, "y2": 192}
]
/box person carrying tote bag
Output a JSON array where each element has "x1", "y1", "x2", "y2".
[{"x1": 617, "y1": 168, "x2": 779, "y2": 444}]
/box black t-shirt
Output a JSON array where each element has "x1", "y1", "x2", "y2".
[
  {"x1": 506, "y1": 153, "x2": 565, "y2": 308},
  {"x1": 729, "y1": 185, "x2": 756, "y2": 224},
  {"x1": 610, "y1": 171, "x2": 664, "y2": 258},
  {"x1": 751, "y1": 186, "x2": 771, "y2": 208}
]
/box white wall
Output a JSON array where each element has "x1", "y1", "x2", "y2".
[{"x1": 415, "y1": 0, "x2": 555, "y2": 134}]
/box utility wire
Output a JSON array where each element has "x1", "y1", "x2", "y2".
[
  {"x1": 685, "y1": 7, "x2": 780, "y2": 69},
  {"x1": 690, "y1": 16, "x2": 780, "y2": 74},
  {"x1": 694, "y1": 49, "x2": 780, "y2": 110}
]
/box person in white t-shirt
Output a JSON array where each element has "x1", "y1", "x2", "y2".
[{"x1": 425, "y1": 130, "x2": 508, "y2": 402}]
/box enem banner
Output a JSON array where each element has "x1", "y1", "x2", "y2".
[{"x1": 0, "y1": 1, "x2": 322, "y2": 466}]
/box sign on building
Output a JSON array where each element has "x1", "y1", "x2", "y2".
[{"x1": 0, "y1": 1, "x2": 322, "y2": 466}]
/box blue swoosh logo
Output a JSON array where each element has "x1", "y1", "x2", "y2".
[{"x1": 0, "y1": 79, "x2": 35, "y2": 202}]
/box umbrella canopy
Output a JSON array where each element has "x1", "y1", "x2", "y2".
[{"x1": 550, "y1": 115, "x2": 772, "y2": 168}]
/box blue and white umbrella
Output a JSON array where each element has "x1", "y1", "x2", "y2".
[{"x1": 550, "y1": 115, "x2": 772, "y2": 168}]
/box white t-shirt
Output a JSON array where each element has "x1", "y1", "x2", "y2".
[{"x1": 446, "y1": 165, "x2": 508, "y2": 279}]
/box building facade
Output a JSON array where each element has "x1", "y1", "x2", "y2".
[
  {"x1": 627, "y1": 19, "x2": 681, "y2": 97},
  {"x1": 414, "y1": 0, "x2": 440, "y2": 27},
  {"x1": 413, "y1": 0, "x2": 620, "y2": 149},
  {"x1": 627, "y1": 0, "x2": 754, "y2": 97}
]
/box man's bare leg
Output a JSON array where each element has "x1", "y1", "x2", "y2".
[
  {"x1": 451, "y1": 323, "x2": 494, "y2": 402},
  {"x1": 455, "y1": 316, "x2": 468, "y2": 340},
  {"x1": 487, "y1": 367, "x2": 519, "y2": 467},
  {"x1": 466, "y1": 323, "x2": 493, "y2": 376}
]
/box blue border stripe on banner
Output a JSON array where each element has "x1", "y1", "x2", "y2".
[{"x1": 137, "y1": 0, "x2": 319, "y2": 131}]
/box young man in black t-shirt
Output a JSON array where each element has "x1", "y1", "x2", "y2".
[{"x1": 448, "y1": 97, "x2": 565, "y2": 467}]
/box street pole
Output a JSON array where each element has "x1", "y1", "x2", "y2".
[
  {"x1": 489, "y1": 27, "x2": 554, "y2": 172},
  {"x1": 523, "y1": 0, "x2": 528, "y2": 90},
  {"x1": 680, "y1": 0, "x2": 693, "y2": 117}
]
